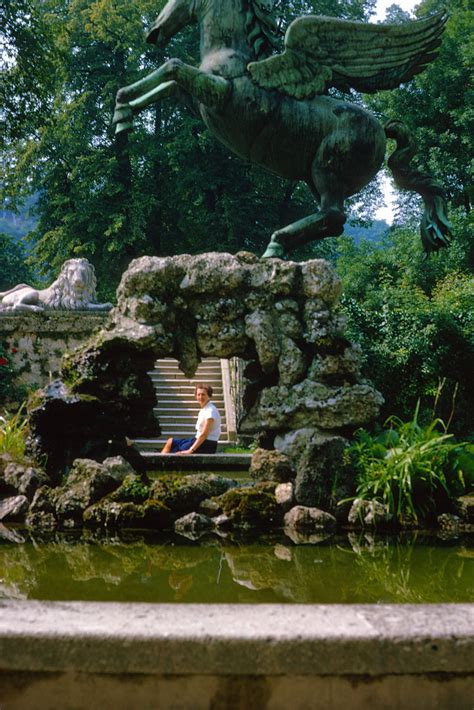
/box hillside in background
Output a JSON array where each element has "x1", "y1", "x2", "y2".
[
  {"x1": 344, "y1": 219, "x2": 390, "y2": 244},
  {"x1": 1, "y1": 195, "x2": 37, "y2": 245}
]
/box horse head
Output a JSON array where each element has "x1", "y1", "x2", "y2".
[{"x1": 147, "y1": 0, "x2": 198, "y2": 46}]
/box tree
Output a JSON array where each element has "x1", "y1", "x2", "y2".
[
  {"x1": 336, "y1": 226, "x2": 474, "y2": 436},
  {"x1": 367, "y1": 0, "x2": 473, "y2": 214},
  {"x1": 0, "y1": 233, "x2": 33, "y2": 290}
]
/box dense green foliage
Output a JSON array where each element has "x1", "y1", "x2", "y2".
[
  {"x1": 348, "y1": 404, "x2": 473, "y2": 523},
  {"x1": 335, "y1": 211, "x2": 474, "y2": 435},
  {"x1": 0, "y1": 232, "x2": 33, "y2": 289}
]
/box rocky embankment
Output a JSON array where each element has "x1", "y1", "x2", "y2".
[{"x1": 1, "y1": 454, "x2": 472, "y2": 541}]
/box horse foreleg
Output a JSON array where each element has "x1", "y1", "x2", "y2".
[
  {"x1": 113, "y1": 81, "x2": 178, "y2": 133},
  {"x1": 114, "y1": 59, "x2": 230, "y2": 132},
  {"x1": 262, "y1": 208, "x2": 346, "y2": 258}
]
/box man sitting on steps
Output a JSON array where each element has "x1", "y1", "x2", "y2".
[{"x1": 161, "y1": 383, "x2": 222, "y2": 455}]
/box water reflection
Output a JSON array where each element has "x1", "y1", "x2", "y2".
[{"x1": 0, "y1": 529, "x2": 472, "y2": 604}]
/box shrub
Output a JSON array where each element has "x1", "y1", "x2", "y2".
[{"x1": 348, "y1": 403, "x2": 474, "y2": 524}]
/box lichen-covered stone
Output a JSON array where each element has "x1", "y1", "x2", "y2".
[
  {"x1": 26, "y1": 486, "x2": 58, "y2": 529},
  {"x1": 174, "y1": 512, "x2": 214, "y2": 538},
  {"x1": 54, "y1": 458, "x2": 128, "y2": 523},
  {"x1": 84, "y1": 498, "x2": 170, "y2": 529},
  {"x1": 456, "y1": 494, "x2": 474, "y2": 523},
  {"x1": 109, "y1": 474, "x2": 150, "y2": 503},
  {"x1": 151, "y1": 474, "x2": 237, "y2": 515},
  {"x1": 199, "y1": 498, "x2": 223, "y2": 517},
  {"x1": 275, "y1": 428, "x2": 350, "y2": 508},
  {"x1": 242, "y1": 380, "x2": 383, "y2": 432},
  {"x1": 250, "y1": 448, "x2": 294, "y2": 482},
  {"x1": 214, "y1": 483, "x2": 281, "y2": 528},
  {"x1": 2, "y1": 463, "x2": 49, "y2": 500},
  {"x1": 0, "y1": 495, "x2": 29, "y2": 522},
  {"x1": 348, "y1": 498, "x2": 393, "y2": 528},
  {"x1": 284, "y1": 505, "x2": 336, "y2": 532},
  {"x1": 275, "y1": 482, "x2": 295, "y2": 511}
]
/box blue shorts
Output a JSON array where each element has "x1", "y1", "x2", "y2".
[{"x1": 170, "y1": 438, "x2": 218, "y2": 454}]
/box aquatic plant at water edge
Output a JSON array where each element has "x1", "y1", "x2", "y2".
[
  {"x1": 348, "y1": 403, "x2": 474, "y2": 523},
  {"x1": 0, "y1": 405, "x2": 28, "y2": 461}
]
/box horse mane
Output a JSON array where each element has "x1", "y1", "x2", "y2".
[{"x1": 244, "y1": 0, "x2": 281, "y2": 60}]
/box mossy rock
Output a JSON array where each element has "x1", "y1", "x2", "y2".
[
  {"x1": 109, "y1": 474, "x2": 150, "y2": 503},
  {"x1": 151, "y1": 474, "x2": 237, "y2": 514},
  {"x1": 214, "y1": 482, "x2": 281, "y2": 528},
  {"x1": 84, "y1": 498, "x2": 171, "y2": 529}
]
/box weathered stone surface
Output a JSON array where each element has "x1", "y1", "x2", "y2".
[
  {"x1": 198, "y1": 498, "x2": 222, "y2": 517},
  {"x1": 0, "y1": 495, "x2": 29, "y2": 522},
  {"x1": 275, "y1": 482, "x2": 295, "y2": 511},
  {"x1": 25, "y1": 486, "x2": 58, "y2": 529},
  {"x1": 84, "y1": 499, "x2": 170, "y2": 529},
  {"x1": 174, "y1": 512, "x2": 213, "y2": 538},
  {"x1": 242, "y1": 381, "x2": 383, "y2": 432},
  {"x1": 348, "y1": 499, "x2": 393, "y2": 528},
  {"x1": 437, "y1": 513, "x2": 461, "y2": 535},
  {"x1": 284, "y1": 505, "x2": 336, "y2": 532},
  {"x1": 151, "y1": 474, "x2": 237, "y2": 515},
  {"x1": 213, "y1": 483, "x2": 281, "y2": 529},
  {"x1": 54, "y1": 458, "x2": 128, "y2": 523},
  {"x1": 456, "y1": 494, "x2": 474, "y2": 523},
  {"x1": 250, "y1": 448, "x2": 294, "y2": 483},
  {"x1": 2, "y1": 463, "x2": 49, "y2": 500},
  {"x1": 0, "y1": 522, "x2": 25, "y2": 543},
  {"x1": 26, "y1": 382, "x2": 151, "y2": 482},
  {"x1": 0, "y1": 311, "x2": 109, "y2": 391},
  {"x1": 275, "y1": 428, "x2": 350, "y2": 508}
]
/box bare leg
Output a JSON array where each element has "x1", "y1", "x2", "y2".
[{"x1": 161, "y1": 437, "x2": 174, "y2": 454}]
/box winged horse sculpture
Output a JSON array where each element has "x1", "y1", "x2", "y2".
[{"x1": 113, "y1": 0, "x2": 451, "y2": 258}]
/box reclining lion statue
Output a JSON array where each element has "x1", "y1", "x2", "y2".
[{"x1": 0, "y1": 258, "x2": 112, "y2": 312}]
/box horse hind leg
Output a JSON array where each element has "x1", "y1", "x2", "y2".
[{"x1": 262, "y1": 168, "x2": 346, "y2": 258}]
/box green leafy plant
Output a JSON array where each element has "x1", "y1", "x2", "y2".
[
  {"x1": 0, "y1": 405, "x2": 28, "y2": 461},
  {"x1": 348, "y1": 402, "x2": 473, "y2": 524}
]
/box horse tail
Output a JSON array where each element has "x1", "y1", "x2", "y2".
[{"x1": 384, "y1": 119, "x2": 452, "y2": 253}]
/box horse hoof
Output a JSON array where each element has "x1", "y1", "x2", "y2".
[
  {"x1": 113, "y1": 104, "x2": 133, "y2": 125},
  {"x1": 115, "y1": 121, "x2": 134, "y2": 134},
  {"x1": 262, "y1": 241, "x2": 286, "y2": 259}
]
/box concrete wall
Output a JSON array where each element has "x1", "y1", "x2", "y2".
[
  {"x1": 0, "y1": 602, "x2": 472, "y2": 709},
  {"x1": 0, "y1": 312, "x2": 108, "y2": 389}
]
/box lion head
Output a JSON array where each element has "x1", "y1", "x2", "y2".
[{"x1": 44, "y1": 258, "x2": 98, "y2": 309}]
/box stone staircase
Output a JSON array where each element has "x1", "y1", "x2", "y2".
[{"x1": 135, "y1": 358, "x2": 237, "y2": 452}]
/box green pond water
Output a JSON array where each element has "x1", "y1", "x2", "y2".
[{"x1": 0, "y1": 530, "x2": 472, "y2": 604}]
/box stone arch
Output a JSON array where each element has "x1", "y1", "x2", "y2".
[{"x1": 27, "y1": 253, "x2": 382, "y2": 501}]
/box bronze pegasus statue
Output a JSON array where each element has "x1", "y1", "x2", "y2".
[{"x1": 113, "y1": 0, "x2": 452, "y2": 257}]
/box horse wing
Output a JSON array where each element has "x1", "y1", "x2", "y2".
[{"x1": 248, "y1": 12, "x2": 447, "y2": 98}]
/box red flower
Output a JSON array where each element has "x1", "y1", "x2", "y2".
[
  {"x1": 0, "y1": 357, "x2": 8, "y2": 366},
  {"x1": 11, "y1": 347, "x2": 17, "y2": 353}
]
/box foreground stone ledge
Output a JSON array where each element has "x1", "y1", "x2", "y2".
[{"x1": 0, "y1": 602, "x2": 472, "y2": 676}]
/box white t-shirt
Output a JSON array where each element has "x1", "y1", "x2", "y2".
[{"x1": 196, "y1": 401, "x2": 221, "y2": 442}]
